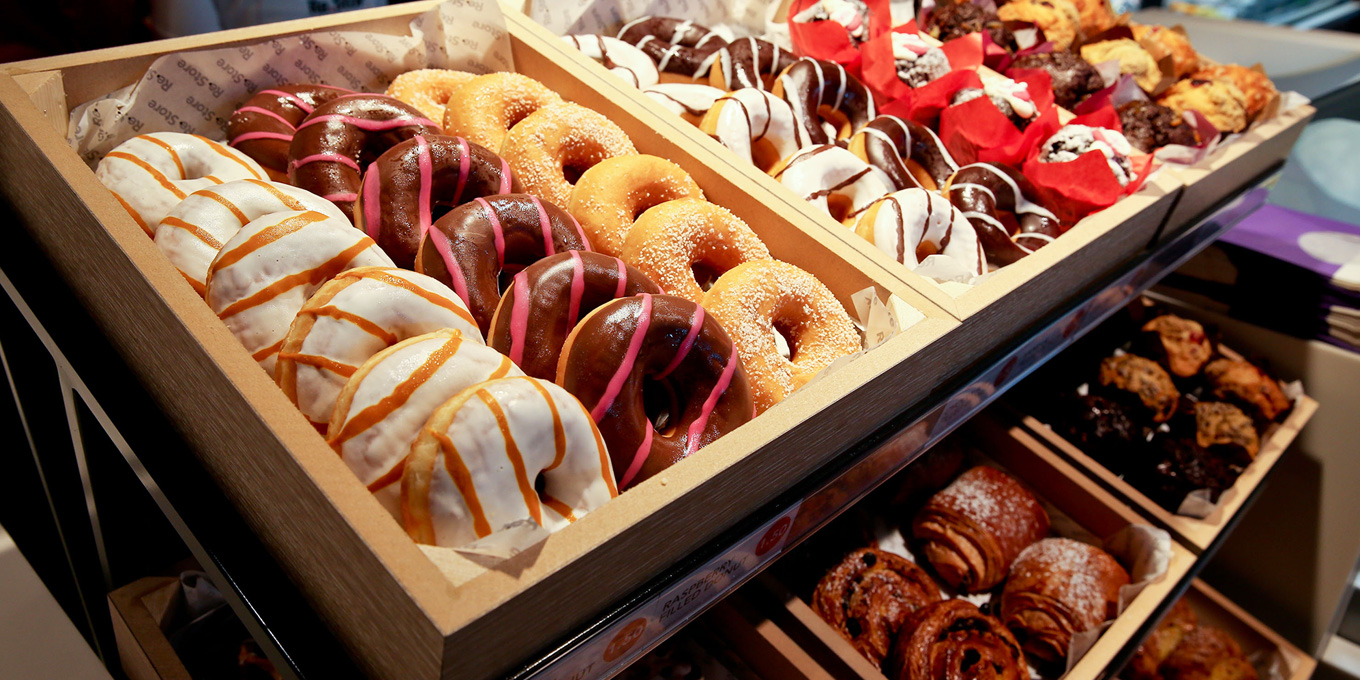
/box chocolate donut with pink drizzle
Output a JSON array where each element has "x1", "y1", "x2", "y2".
[
  {"x1": 415, "y1": 193, "x2": 590, "y2": 334},
  {"x1": 288, "y1": 93, "x2": 439, "y2": 221},
  {"x1": 227, "y1": 85, "x2": 352, "y2": 182},
  {"x1": 355, "y1": 134, "x2": 521, "y2": 268},
  {"x1": 489, "y1": 251, "x2": 662, "y2": 380},
  {"x1": 556, "y1": 293, "x2": 754, "y2": 489}
]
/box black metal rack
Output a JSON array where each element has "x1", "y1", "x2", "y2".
[{"x1": 0, "y1": 171, "x2": 1287, "y2": 680}]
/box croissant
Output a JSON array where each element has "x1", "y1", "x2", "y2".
[
  {"x1": 885, "y1": 599, "x2": 1027, "y2": 680},
  {"x1": 1161, "y1": 627, "x2": 1259, "y2": 680},
  {"x1": 999, "y1": 538, "x2": 1130, "y2": 666},
  {"x1": 912, "y1": 466, "x2": 1050, "y2": 592},
  {"x1": 812, "y1": 548, "x2": 942, "y2": 666},
  {"x1": 1127, "y1": 598, "x2": 1198, "y2": 680}
]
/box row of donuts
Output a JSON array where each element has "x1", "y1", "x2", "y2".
[
  {"x1": 90, "y1": 68, "x2": 860, "y2": 545},
  {"x1": 564, "y1": 24, "x2": 1071, "y2": 282}
]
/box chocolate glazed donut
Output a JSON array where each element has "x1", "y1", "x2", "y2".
[
  {"x1": 711, "y1": 37, "x2": 799, "y2": 90},
  {"x1": 557, "y1": 294, "x2": 754, "y2": 489},
  {"x1": 773, "y1": 58, "x2": 877, "y2": 147},
  {"x1": 288, "y1": 94, "x2": 440, "y2": 221},
  {"x1": 228, "y1": 85, "x2": 351, "y2": 181},
  {"x1": 945, "y1": 163, "x2": 1063, "y2": 267},
  {"x1": 416, "y1": 193, "x2": 590, "y2": 334},
  {"x1": 356, "y1": 134, "x2": 521, "y2": 268},
  {"x1": 850, "y1": 115, "x2": 959, "y2": 191},
  {"x1": 489, "y1": 251, "x2": 662, "y2": 380},
  {"x1": 619, "y1": 17, "x2": 728, "y2": 80}
]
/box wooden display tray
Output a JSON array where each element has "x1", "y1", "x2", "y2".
[
  {"x1": 1156, "y1": 104, "x2": 1315, "y2": 243},
  {"x1": 1014, "y1": 347, "x2": 1318, "y2": 553},
  {"x1": 108, "y1": 577, "x2": 191, "y2": 680},
  {"x1": 1161, "y1": 579, "x2": 1317, "y2": 680},
  {"x1": 0, "y1": 4, "x2": 968, "y2": 680},
  {"x1": 518, "y1": 15, "x2": 1182, "y2": 337},
  {"x1": 706, "y1": 416, "x2": 1197, "y2": 680}
]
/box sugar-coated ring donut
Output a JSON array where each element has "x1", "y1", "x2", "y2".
[
  {"x1": 288, "y1": 94, "x2": 439, "y2": 222},
  {"x1": 328, "y1": 329, "x2": 523, "y2": 516},
  {"x1": 703, "y1": 260, "x2": 860, "y2": 414},
  {"x1": 568, "y1": 154, "x2": 705, "y2": 258},
  {"x1": 643, "y1": 83, "x2": 726, "y2": 124},
  {"x1": 500, "y1": 102, "x2": 638, "y2": 207},
  {"x1": 154, "y1": 179, "x2": 344, "y2": 296},
  {"x1": 442, "y1": 73, "x2": 564, "y2": 153},
  {"x1": 621, "y1": 198, "x2": 772, "y2": 304},
  {"x1": 849, "y1": 115, "x2": 959, "y2": 192},
  {"x1": 944, "y1": 163, "x2": 1062, "y2": 267},
  {"x1": 772, "y1": 144, "x2": 894, "y2": 224},
  {"x1": 710, "y1": 37, "x2": 799, "y2": 91},
  {"x1": 96, "y1": 132, "x2": 267, "y2": 236},
  {"x1": 557, "y1": 293, "x2": 754, "y2": 489},
  {"x1": 699, "y1": 88, "x2": 804, "y2": 172},
  {"x1": 227, "y1": 85, "x2": 353, "y2": 182},
  {"x1": 772, "y1": 58, "x2": 878, "y2": 147},
  {"x1": 276, "y1": 266, "x2": 482, "y2": 430},
  {"x1": 489, "y1": 251, "x2": 662, "y2": 380},
  {"x1": 617, "y1": 17, "x2": 730, "y2": 82},
  {"x1": 855, "y1": 189, "x2": 986, "y2": 278},
  {"x1": 354, "y1": 134, "x2": 521, "y2": 268},
  {"x1": 401, "y1": 376, "x2": 617, "y2": 547},
  {"x1": 205, "y1": 210, "x2": 394, "y2": 377},
  {"x1": 385, "y1": 69, "x2": 476, "y2": 124},
  {"x1": 416, "y1": 193, "x2": 591, "y2": 334},
  {"x1": 563, "y1": 35, "x2": 660, "y2": 89}
]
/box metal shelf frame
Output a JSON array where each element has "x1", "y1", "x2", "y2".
[{"x1": 0, "y1": 171, "x2": 1282, "y2": 680}]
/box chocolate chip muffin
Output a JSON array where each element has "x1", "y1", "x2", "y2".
[
  {"x1": 1099, "y1": 354, "x2": 1180, "y2": 422},
  {"x1": 1140, "y1": 314, "x2": 1214, "y2": 377},
  {"x1": 1204, "y1": 358, "x2": 1291, "y2": 422}
]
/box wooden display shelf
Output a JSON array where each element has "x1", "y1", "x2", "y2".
[
  {"x1": 0, "y1": 3, "x2": 970, "y2": 680},
  {"x1": 1156, "y1": 105, "x2": 1315, "y2": 243},
  {"x1": 708, "y1": 415, "x2": 1197, "y2": 680},
  {"x1": 1016, "y1": 389, "x2": 1317, "y2": 554},
  {"x1": 1154, "y1": 579, "x2": 1317, "y2": 680},
  {"x1": 109, "y1": 577, "x2": 192, "y2": 680}
]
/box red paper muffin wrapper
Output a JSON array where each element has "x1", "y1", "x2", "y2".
[
  {"x1": 863, "y1": 22, "x2": 984, "y2": 105},
  {"x1": 788, "y1": 0, "x2": 893, "y2": 77},
  {"x1": 880, "y1": 69, "x2": 984, "y2": 126},
  {"x1": 935, "y1": 87, "x2": 1061, "y2": 167},
  {"x1": 1022, "y1": 150, "x2": 1124, "y2": 223}
]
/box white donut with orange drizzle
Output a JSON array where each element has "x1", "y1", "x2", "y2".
[
  {"x1": 205, "y1": 210, "x2": 393, "y2": 377},
  {"x1": 153, "y1": 179, "x2": 344, "y2": 296},
  {"x1": 401, "y1": 376, "x2": 617, "y2": 548},
  {"x1": 328, "y1": 330, "x2": 524, "y2": 516},
  {"x1": 96, "y1": 132, "x2": 267, "y2": 236},
  {"x1": 276, "y1": 267, "x2": 483, "y2": 431}
]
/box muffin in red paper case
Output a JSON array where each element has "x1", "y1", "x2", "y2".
[
  {"x1": 788, "y1": 0, "x2": 892, "y2": 76},
  {"x1": 935, "y1": 71, "x2": 1062, "y2": 166},
  {"x1": 1022, "y1": 108, "x2": 1156, "y2": 223},
  {"x1": 862, "y1": 22, "x2": 985, "y2": 104}
]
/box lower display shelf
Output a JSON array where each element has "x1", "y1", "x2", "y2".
[{"x1": 0, "y1": 170, "x2": 1280, "y2": 680}]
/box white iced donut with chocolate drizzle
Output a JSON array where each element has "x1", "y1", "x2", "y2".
[
  {"x1": 401, "y1": 376, "x2": 617, "y2": 548},
  {"x1": 643, "y1": 83, "x2": 725, "y2": 124},
  {"x1": 699, "y1": 88, "x2": 804, "y2": 172},
  {"x1": 855, "y1": 188, "x2": 986, "y2": 279},
  {"x1": 205, "y1": 210, "x2": 393, "y2": 377},
  {"x1": 328, "y1": 330, "x2": 523, "y2": 517},
  {"x1": 771, "y1": 144, "x2": 894, "y2": 224},
  {"x1": 275, "y1": 267, "x2": 482, "y2": 430},
  {"x1": 154, "y1": 179, "x2": 344, "y2": 296},
  {"x1": 96, "y1": 132, "x2": 267, "y2": 236},
  {"x1": 562, "y1": 35, "x2": 660, "y2": 89}
]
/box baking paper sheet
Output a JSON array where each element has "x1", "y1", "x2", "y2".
[{"x1": 67, "y1": 0, "x2": 514, "y2": 167}]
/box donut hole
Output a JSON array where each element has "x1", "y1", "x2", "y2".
[
  {"x1": 816, "y1": 106, "x2": 854, "y2": 140},
  {"x1": 642, "y1": 377, "x2": 681, "y2": 435},
  {"x1": 916, "y1": 239, "x2": 941, "y2": 264},
  {"x1": 825, "y1": 194, "x2": 856, "y2": 224},
  {"x1": 561, "y1": 157, "x2": 596, "y2": 187},
  {"x1": 905, "y1": 159, "x2": 939, "y2": 191},
  {"x1": 691, "y1": 261, "x2": 724, "y2": 293},
  {"x1": 773, "y1": 317, "x2": 798, "y2": 362},
  {"x1": 751, "y1": 139, "x2": 783, "y2": 173}
]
